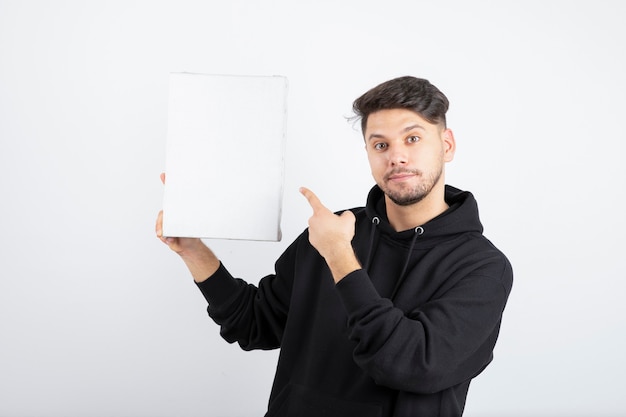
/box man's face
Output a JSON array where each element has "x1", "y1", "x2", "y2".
[{"x1": 365, "y1": 108, "x2": 455, "y2": 207}]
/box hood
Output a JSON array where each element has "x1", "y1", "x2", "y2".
[
  {"x1": 359, "y1": 185, "x2": 485, "y2": 299},
  {"x1": 364, "y1": 184, "x2": 484, "y2": 246}
]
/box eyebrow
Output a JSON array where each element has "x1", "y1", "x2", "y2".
[{"x1": 366, "y1": 123, "x2": 426, "y2": 141}]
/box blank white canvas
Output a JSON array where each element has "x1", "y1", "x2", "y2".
[{"x1": 162, "y1": 73, "x2": 288, "y2": 241}]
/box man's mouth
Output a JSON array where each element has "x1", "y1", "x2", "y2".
[{"x1": 386, "y1": 170, "x2": 419, "y2": 182}]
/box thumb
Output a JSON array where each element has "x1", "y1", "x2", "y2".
[{"x1": 339, "y1": 210, "x2": 356, "y2": 222}]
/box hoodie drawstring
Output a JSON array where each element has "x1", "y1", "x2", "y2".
[
  {"x1": 365, "y1": 217, "x2": 424, "y2": 299},
  {"x1": 364, "y1": 217, "x2": 380, "y2": 270},
  {"x1": 391, "y1": 226, "x2": 424, "y2": 299}
]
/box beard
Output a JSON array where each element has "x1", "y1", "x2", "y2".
[{"x1": 380, "y1": 167, "x2": 443, "y2": 207}]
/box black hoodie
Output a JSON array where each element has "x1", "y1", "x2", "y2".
[{"x1": 197, "y1": 184, "x2": 513, "y2": 417}]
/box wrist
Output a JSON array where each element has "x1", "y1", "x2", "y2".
[
  {"x1": 178, "y1": 241, "x2": 221, "y2": 283},
  {"x1": 324, "y1": 244, "x2": 361, "y2": 283}
]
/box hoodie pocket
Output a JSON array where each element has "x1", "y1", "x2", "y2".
[{"x1": 266, "y1": 383, "x2": 382, "y2": 417}]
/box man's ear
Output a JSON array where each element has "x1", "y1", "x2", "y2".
[{"x1": 442, "y1": 128, "x2": 456, "y2": 162}]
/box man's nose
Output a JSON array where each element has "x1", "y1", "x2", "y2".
[{"x1": 389, "y1": 147, "x2": 408, "y2": 166}]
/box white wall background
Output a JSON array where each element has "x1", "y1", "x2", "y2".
[{"x1": 1, "y1": 1, "x2": 625, "y2": 416}]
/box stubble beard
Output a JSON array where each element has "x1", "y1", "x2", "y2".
[{"x1": 381, "y1": 168, "x2": 443, "y2": 207}]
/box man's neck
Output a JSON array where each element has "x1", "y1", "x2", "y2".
[{"x1": 385, "y1": 186, "x2": 449, "y2": 232}]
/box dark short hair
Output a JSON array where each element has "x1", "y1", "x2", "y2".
[{"x1": 352, "y1": 76, "x2": 449, "y2": 134}]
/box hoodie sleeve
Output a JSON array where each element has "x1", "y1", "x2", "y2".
[
  {"x1": 195, "y1": 241, "x2": 297, "y2": 351},
  {"x1": 335, "y1": 256, "x2": 513, "y2": 394}
]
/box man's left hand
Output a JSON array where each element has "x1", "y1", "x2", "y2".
[{"x1": 300, "y1": 187, "x2": 361, "y2": 282}]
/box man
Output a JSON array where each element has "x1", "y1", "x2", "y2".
[{"x1": 156, "y1": 76, "x2": 513, "y2": 417}]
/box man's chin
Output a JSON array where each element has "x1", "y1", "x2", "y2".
[
  {"x1": 384, "y1": 189, "x2": 427, "y2": 207},
  {"x1": 389, "y1": 195, "x2": 425, "y2": 206}
]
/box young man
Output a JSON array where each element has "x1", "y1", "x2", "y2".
[{"x1": 156, "y1": 76, "x2": 513, "y2": 417}]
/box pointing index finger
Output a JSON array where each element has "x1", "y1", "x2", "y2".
[{"x1": 299, "y1": 187, "x2": 325, "y2": 212}]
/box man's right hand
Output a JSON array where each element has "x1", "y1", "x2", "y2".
[
  {"x1": 155, "y1": 209, "x2": 205, "y2": 254},
  {"x1": 155, "y1": 173, "x2": 220, "y2": 282}
]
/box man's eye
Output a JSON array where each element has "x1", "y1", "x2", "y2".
[
  {"x1": 374, "y1": 143, "x2": 387, "y2": 150},
  {"x1": 407, "y1": 136, "x2": 420, "y2": 143}
]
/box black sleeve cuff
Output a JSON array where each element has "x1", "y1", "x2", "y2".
[{"x1": 195, "y1": 262, "x2": 242, "y2": 306}]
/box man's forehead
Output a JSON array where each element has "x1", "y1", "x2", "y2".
[{"x1": 365, "y1": 109, "x2": 437, "y2": 135}]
